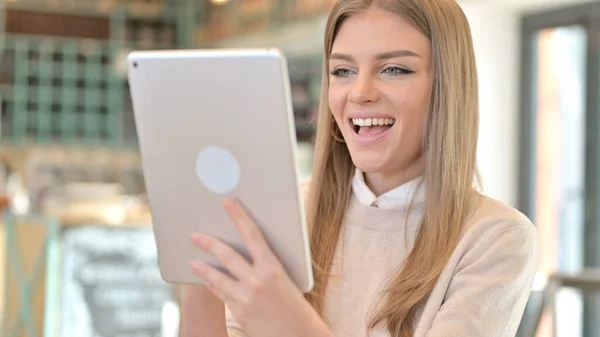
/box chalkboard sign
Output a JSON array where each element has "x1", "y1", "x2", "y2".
[{"x1": 60, "y1": 226, "x2": 178, "y2": 337}]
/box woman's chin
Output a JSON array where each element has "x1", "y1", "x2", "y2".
[{"x1": 350, "y1": 153, "x2": 387, "y2": 174}]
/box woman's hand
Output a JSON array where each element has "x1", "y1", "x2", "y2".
[{"x1": 189, "y1": 198, "x2": 333, "y2": 337}]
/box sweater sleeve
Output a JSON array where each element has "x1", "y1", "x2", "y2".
[{"x1": 424, "y1": 221, "x2": 538, "y2": 337}]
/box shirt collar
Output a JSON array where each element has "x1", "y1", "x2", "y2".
[{"x1": 351, "y1": 168, "x2": 425, "y2": 209}]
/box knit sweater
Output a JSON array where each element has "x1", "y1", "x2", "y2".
[{"x1": 226, "y1": 179, "x2": 538, "y2": 337}]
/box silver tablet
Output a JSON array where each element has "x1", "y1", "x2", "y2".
[{"x1": 127, "y1": 49, "x2": 313, "y2": 293}]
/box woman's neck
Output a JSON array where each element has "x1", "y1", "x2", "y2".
[{"x1": 363, "y1": 158, "x2": 424, "y2": 197}]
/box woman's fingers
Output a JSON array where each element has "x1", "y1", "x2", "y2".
[
  {"x1": 191, "y1": 233, "x2": 255, "y2": 282},
  {"x1": 222, "y1": 198, "x2": 276, "y2": 263},
  {"x1": 189, "y1": 261, "x2": 242, "y2": 303}
]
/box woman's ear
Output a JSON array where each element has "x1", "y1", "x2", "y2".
[
  {"x1": 299, "y1": 180, "x2": 312, "y2": 236},
  {"x1": 300, "y1": 180, "x2": 311, "y2": 203}
]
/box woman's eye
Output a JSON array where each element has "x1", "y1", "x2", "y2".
[
  {"x1": 330, "y1": 68, "x2": 354, "y2": 78},
  {"x1": 382, "y1": 66, "x2": 414, "y2": 76}
]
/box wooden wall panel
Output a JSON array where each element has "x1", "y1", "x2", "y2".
[{"x1": 6, "y1": 10, "x2": 110, "y2": 40}]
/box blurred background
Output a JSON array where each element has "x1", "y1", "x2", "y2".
[{"x1": 0, "y1": 0, "x2": 599, "y2": 336}]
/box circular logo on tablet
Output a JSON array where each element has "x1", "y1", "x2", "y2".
[{"x1": 196, "y1": 146, "x2": 241, "y2": 194}]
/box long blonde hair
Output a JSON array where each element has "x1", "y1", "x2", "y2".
[{"x1": 304, "y1": 0, "x2": 479, "y2": 336}]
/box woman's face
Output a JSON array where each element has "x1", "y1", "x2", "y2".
[{"x1": 328, "y1": 7, "x2": 433, "y2": 190}]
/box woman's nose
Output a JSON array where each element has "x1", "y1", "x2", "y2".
[{"x1": 349, "y1": 74, "x2": 380, "y2": 105}]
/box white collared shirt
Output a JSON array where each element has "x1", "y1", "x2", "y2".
[{"x1": 351, "y1": 168, "x2": 425, "y2": 209}]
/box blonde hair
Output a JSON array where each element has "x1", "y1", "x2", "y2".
[{"x1": 304, "y1": 0, "x2": 479, "y2": 336}]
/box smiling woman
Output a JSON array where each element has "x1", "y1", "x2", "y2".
[
  {"x1": 178, "y1": 1, "x2": 538, "y2": 337},
  {"x1": 327, "y1": 8, "x2": 431, "y2": 194}
]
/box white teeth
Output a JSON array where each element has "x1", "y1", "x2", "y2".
[{"x1": 352, "y1": 118, "x2": 395, "y2": 126}]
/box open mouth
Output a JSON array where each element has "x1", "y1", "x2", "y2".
[{"x1": 351, "y1": 117, "x2": 395, "y2": 136}]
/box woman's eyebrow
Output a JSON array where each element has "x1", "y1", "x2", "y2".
[{"x1": 329, "y1": 49, "x2": 421, "y2": 61}]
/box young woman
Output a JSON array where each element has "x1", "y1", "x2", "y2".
[{"x1": 179, "y1": 0, "x2": 539, "y2": 336}]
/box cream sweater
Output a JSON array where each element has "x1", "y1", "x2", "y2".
[{"x1": 226, "y1": 174, "x2": 538, "y2": 337}]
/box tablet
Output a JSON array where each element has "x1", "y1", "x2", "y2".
[{"x1": 127, "y1": 49, "x2": 314, "y2": 293}]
